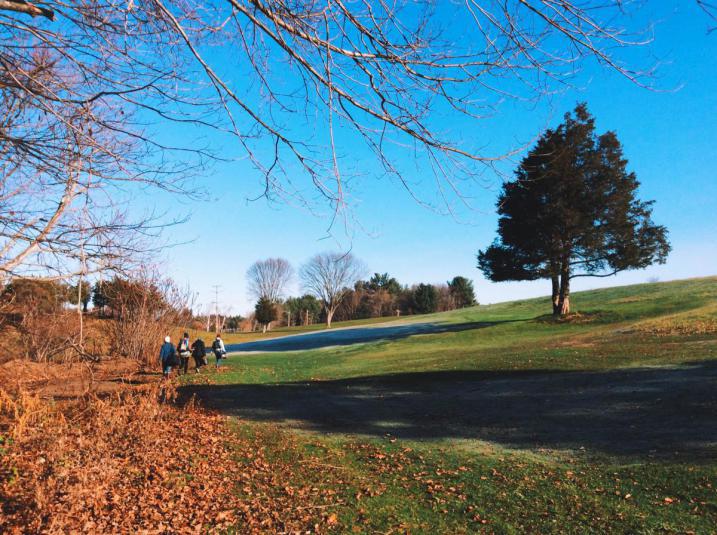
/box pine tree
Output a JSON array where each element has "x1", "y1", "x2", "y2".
[
  {"x1": 254, "y1": 297, "x2": 278, "y2": 333},
  {"x1": 413, "y1": 284, "x2": 438, "y2": 314},
  {"x1": 478, "y1": 104, "x2": 670, "y2": 316},
  {"x1": 448, "y1": 276, "x2": 477, "y2": 308}
]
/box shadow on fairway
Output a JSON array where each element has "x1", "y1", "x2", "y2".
[
  {"x1": 180, "y1": 359, "x2": 717, "y2": 458},
  {"x1": 224, "y1": 320, "x2": 518, "y2": 353}
]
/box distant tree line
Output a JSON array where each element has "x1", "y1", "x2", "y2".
[
  {"x1": 245, "y1": 255, "x2": 477, "y2": 332},
  {"x1": 0, "y1": 277, "x2": 186, "y2": 321},
  {"x1": 331, "y1": 275, "x2": 477, "y2": 323},
  {"x1": 2, "y1": 278, "x2": 92, "y2": 314}
]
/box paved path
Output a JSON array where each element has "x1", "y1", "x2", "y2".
[{"x1": 224, "y1": 320, "x2": 494, "y2": 353}]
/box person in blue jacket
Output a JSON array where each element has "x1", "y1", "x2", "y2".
[{"x1": 159, "y1": 335, "x2": 177, "y2": 378}]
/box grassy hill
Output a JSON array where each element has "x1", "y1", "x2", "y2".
[
  {"x1": 183, "y1": 277, "x2": 717, "y2": 534},
  {"x1": 208, "y1": 276, "x2": 717, "y2": 384}
]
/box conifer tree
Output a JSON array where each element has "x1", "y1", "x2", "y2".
[{"x1": 478, "y1": 104, "x2": 670, "y2": 316}]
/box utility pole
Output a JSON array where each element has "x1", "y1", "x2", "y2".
[{"x1": 211, "y1": 285, "x2": 221, "y2": 333}]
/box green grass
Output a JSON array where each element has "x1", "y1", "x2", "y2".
[
  {"x1": 200, "y1": 277, "x2": 717, "y2": 385},
  {"x1": 230, "y1": 424, "x2": 717, "y2": 534},
  {"x1": 185, "y1": 277, "x2": 717, "y2": 533}
]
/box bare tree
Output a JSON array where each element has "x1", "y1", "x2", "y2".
[
  {"x1": 698, "y1": 0, "x2": 717, "y2": 32},
  {"x1": 246, "y1": 258, "x2": 294, "y2": 302},
  {"x1": 300, "y1": 252, "x2": 365, "y2": 327},
  {"x1": 1, "y1": 0, "x2": 695, "y2": 259},
  {"x1": 1, "y1": 0, "x2": 201, "y2": 284}
]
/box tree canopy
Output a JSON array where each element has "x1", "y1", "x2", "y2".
[
  {"x1": 367, "y1": 273, "x2": 401, "y2": 296},
  {"x1": 448, "y1": 277, "x2": 477, "y2": 309},
  {"x1": 477, "y1": 104, "x2": 670, "y2": 316},
  {"x1": 1, "y1": 278, "x2": 68, "y2": 313},
  {"x1": 285, "y1": 294, "x2": 322, "y2": 326},
  {"x1": 246, "y1": 258, "x2": 294, "y2": 302},
  {"x1": 413, "y1": 284, "x2": 438, "y2": 315},
  {"x1": 254, "y1": 297, "x2": 278, "y2": 333},
  {"x1": 300, "y1": 252, "x2": 365, "y2": 328},
  {"x1": 2, "y1": 0, "x2": 698, "y2": 286}
]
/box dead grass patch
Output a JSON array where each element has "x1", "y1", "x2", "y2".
[
  {"x1": 536, "y1": 310, "x2": 616, "y2": 325},
  {"x1": 637, "y1": 318, "x2": 717, "y2": 337}
]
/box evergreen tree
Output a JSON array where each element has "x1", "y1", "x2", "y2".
[
  {"x1": 2, "y1": 278, "x2": 66, "y2": 313},
  {"x1": 225, "y1": 315, "x2": 244, "y2": 332},
  {"x1": 68, "y1": 281, "x2": 92, "y2": 312},
  {"x1": 92, "y1": 282, "x2": 109, "y2": 316},
  {"x1": 413, "y1": 283, "x2": 438, "y2": 314},
  {"x1": 254, "y1": 297, "x2": 278, "y2": 333},
  {"x1": 478, "y1": 104, "x2": 670, "y2": 316},
  {"x1": 285, "y1": 295, "x2": 322, "y2": 326},
  {"x1": 448, "y1": 276, "x2": 477, "y2": 308},
  {"x1": 367, "y1": 273, "x2": 401, "y2": 295}
]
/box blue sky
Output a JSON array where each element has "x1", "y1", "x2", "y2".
[{"x1": 151, "y1": 2, "x2": 716, "y2": 316}]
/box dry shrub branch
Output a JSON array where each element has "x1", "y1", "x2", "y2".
[{"x1": 103, "y1": 274, "x2": 193, "y2": 367}]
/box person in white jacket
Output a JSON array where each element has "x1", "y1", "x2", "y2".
[{"x1": 211, "y1": 334, "x2": 226, "y2": 369}]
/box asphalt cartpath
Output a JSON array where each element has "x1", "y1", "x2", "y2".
[{"x1": 224, "y1": 320, "x2": 494, "y2": 353}]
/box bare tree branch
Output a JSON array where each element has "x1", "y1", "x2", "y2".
[
  {"x1": 0, "y1": 1, "x2": 707, "y2": 280},
  {"x1": 246, "y1": 257, "x2": 294, "y2": 302},
  {"x1": 0, "y1": 0, "x2": 53, "y2": 20},
  {"x1": 300, "y1": 251, "x2": 366, "y2": 327}
]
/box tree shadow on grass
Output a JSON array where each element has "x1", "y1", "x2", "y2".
[
  {"x1": 180, "y1": 359, "x2": 717, "y2": 459},
  {"x1": 224, "y1": 320, "x2": 523, "y2": 353}
]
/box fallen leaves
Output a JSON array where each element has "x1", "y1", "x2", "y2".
[{"x1": 0, "y1": 381, "x2": 342, "y2": 534}]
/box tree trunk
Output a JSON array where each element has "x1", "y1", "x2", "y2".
[
  {"x1": 557, "y1": 261, "x2": 571, "y2": 316},
  {"x1": 262, "y1": 323, "x2": 267, "y2": 334},
  {"x1": 326, "y1": 308, "x2": 334, "y2": 328},
  {"x1": 551, "y1": 272, "x2": 560, "y2": 316}
]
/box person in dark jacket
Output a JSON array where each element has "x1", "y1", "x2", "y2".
[
  {"x1": 191, "y1": 337, "x2": 207, "y2": 373},
  {"x1": 159, "y1": 335, "x2": 177, "y2": 378},
  {"x1": 176, "y1": 332, "x2": 191, "y2": 375}
]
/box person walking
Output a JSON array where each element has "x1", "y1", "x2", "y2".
[
  {"x1": 177, "y1": 332, "x2": 191, "y2": 375},
  {"x1": 211, "y1": 334, "x2": 226, "y2": 369},
  {"x1": 191, "y1": 337, "x2": 207, "y2": 373},
  {"x1": 159, "y1": 335, "x2": 177, "y2": 379}
]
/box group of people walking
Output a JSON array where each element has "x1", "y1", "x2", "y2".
[{"x1": 159, "y1": 333, "x2": 227, "y2": 378}]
